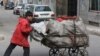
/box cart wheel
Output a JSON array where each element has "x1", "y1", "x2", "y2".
[
  {"x1": 68, "y1": 48, "x2": 79, "y2": 56},
  {"x1": 49, "y1": 48, "x2": 59, "y2": 56},
  {"x1": 78, "y1": 49, "x2": 88, "y2": 56}
]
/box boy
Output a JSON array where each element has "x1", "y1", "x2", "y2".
[{"x1": 4, "y1": 11, "x2": 33, "y2": 56}]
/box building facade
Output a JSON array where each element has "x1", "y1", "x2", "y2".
[
  {"x1": 2, "y1": 0, "x2": 8, "y2": 6},
  {"x1": 88, "y1": 0, "x2": 100, "y2": 26},
  {"x1": 3, "y1": 0, "x2": 98, "y2": 26},
  {"x1": 2, "y1": 0, "x2": 20, "y2": 6},
  {"x1": 78, "y1": 0, "x2": 100, "y2": 26}
]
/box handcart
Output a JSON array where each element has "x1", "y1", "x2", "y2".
[
  {"x1": 30, "y1": 17, "x2": 89, "y2": 56},
  {"x1": 41, "y1": 29, "x2": 89, "y2": 56}
]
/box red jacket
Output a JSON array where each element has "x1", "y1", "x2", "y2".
[{"x1": 11, "y1": 17, "x2": 32, "y2": 47}]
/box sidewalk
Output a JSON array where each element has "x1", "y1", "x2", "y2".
[{"x1": 86, "y1": 24, "x2": 100, "y2": 36}]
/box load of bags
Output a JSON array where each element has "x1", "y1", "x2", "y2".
[
  {"x1": 41, "y1": 35, "x2": 88, "y2": 48},
  {"x1": 47, "y1": 18, "x2": 87, "y2": 36},
  {"x1": 30, "y1": 17, "x2": 89, "y2": 47}
]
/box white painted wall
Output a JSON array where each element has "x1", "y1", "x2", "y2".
[{"x1": 23, "y1": 0, "x2": 27, "y2": 4}]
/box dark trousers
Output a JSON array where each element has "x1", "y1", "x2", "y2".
[{"x1": 4, "y1": 43, "x2": 30, "y2": 56}]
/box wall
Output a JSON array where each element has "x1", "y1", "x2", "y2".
[
  {"x1": 2, "y1": 0, "x2": 8, "y2": 6},
  {"x1": 88, "y1": 1, "x2": 100, "y2": 26},
  {"x1": 78, "y1": 0, "x2": 89, "y2": 23},
  {"x1": 82, "y1": 0, "x2": 100, "y2": 26}
]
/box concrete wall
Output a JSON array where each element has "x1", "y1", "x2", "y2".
[
  {"x1": 78, "y1": 0, "x2": 89, "y2": 24},
  {"x1": 88, "y1": 3, "x2": 100, "y2": 26},
  {"x1": 80, "y1": 0, "x2": 100, "y2": 26},
  {"x1": 2, "y1": 0, "x2": 8, "y2": 6},
  {"x1": 28, "y1": 0, "x2": 38, "y2": 4}
]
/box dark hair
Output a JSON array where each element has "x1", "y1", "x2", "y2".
[{"x1": 25, "y1": 11, "x2": 33, "y2": 17}]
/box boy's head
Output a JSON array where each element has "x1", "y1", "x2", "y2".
[{"x1": 25, "y1": 11, "x2": 33, "y2": 21}]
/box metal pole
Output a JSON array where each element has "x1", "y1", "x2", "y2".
[{"x1": 73, "y1": 18, "x2": 76, "y2": 47}]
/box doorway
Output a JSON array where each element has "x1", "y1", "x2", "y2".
[
  {"x1": 56, "y1": 0, "x2": 77, "y2": 16},
  {"x1": 67, "y1": 0, "x2": 77, "y2": 16}
]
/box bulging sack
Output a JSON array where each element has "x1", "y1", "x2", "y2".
[
  {"x1": 42, "y1": 18, "x2": 89, "y2": 47},
  {"x1": 41, "y1": 35, "x2": 88, "y2": 47},
  {"x1": 47, "y1": 18, "x2": 87, "y2": 36},
  {"x1": 47, "y1": 19, "x2": 64, "y2": 35}
]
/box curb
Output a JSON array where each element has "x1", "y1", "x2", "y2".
[{"x1": 86, "y1": 25, "x2": 100, "y2": 36}]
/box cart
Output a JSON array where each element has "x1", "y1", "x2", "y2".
[
  {"x1": 41, "y1": 30, "x2": 89, "y2": 56},
  {"x1": 30, "y1": 17, "x2": 89, "y2": 56}
]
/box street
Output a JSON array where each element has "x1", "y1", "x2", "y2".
[{"x1": 0, "y1": 7, "x2": 100, "y2": 56}]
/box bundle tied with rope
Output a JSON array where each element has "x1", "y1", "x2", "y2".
[{"x1": 30, "y1": 18, "x2": 89, "y2": 47}]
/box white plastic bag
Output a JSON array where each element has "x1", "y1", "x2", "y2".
[{"x1": 31, "y1": 21, "x2": 48, "y2": 35}]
